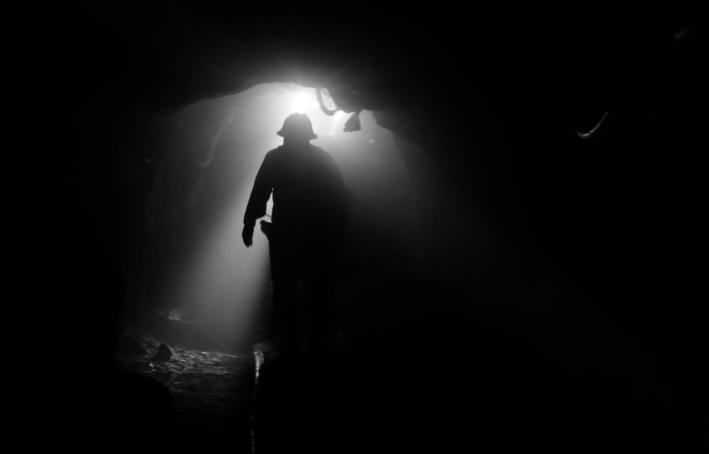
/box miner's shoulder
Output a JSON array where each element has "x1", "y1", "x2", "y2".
[{"x1": 264, "y1": 146, "x2": 285, "y2": 159}]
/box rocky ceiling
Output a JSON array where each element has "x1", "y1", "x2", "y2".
[{"x1": 46, "y1": 4, "x2": 697, "y2": 141}]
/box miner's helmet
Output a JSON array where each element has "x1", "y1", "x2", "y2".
[{"x1": 277, "y1": 113, "x2": 318, "y2": 140}]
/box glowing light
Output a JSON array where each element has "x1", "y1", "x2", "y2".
[
  {"x1": 289, "y1": 90, "x2": 318, "y2": 113},
  {"x1": 328, "y1": 110, "x2": 348, "y2": 136},
  {"x1": 283, "y1": 87, "x2": 351, "y2": 137}
]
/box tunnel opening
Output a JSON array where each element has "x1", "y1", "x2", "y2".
[{"x1": 119, "y1": 82, "x2": 424, "y2": 356}]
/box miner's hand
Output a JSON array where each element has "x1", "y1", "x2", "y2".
[{"x1": 242, "y1": 223, "x2": 255, "y2": 247}]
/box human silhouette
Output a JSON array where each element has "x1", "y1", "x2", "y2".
[{"x1": 243, "y1": 113, "x2": 349, "y2": 356}]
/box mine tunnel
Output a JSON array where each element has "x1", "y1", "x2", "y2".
[{"x1": 14, "y1": 4, "x2": 706, "y2": 453}]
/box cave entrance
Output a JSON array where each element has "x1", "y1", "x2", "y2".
[{"x1": 128, "y1": 82, "x2": 419, "y2": 354}]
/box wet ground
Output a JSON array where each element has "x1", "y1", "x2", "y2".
[
  {"x1": 116, "y1": 328, "x2": 255, "y2": 451},
  {"x1": 114, "y1": 325, "x2": 358, "y2": 453}
]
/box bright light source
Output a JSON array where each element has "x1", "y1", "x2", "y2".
[
  {"x1": 289, "y1": 90, "x2": 318, "y2": 113},
  {"x1": 284, "y1": 87, "x2": 351, "y2": 137},
  {"x1": 328, "y1": 110, "x2": 348, "y2": 136}
]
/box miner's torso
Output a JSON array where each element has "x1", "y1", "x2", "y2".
[{"x1": 269, "y1": 145, "x2": 337, "y2": 237}]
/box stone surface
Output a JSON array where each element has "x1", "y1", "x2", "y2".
[{"x1": 116, "y1": 328, "x2": 254, "y2": 451}]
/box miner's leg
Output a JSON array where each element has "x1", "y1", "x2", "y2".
[{"x1": 269, "y1": 237, "x2": 299, "y2": 357}]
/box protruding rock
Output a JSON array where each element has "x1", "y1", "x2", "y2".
[{"x1": 151, "y1": 343, "x2": 173, "y2": 362}]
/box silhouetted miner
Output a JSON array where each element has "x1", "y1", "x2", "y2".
[{"x1": 243, "y1": 113, "x2": 350, "y2": 356}]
